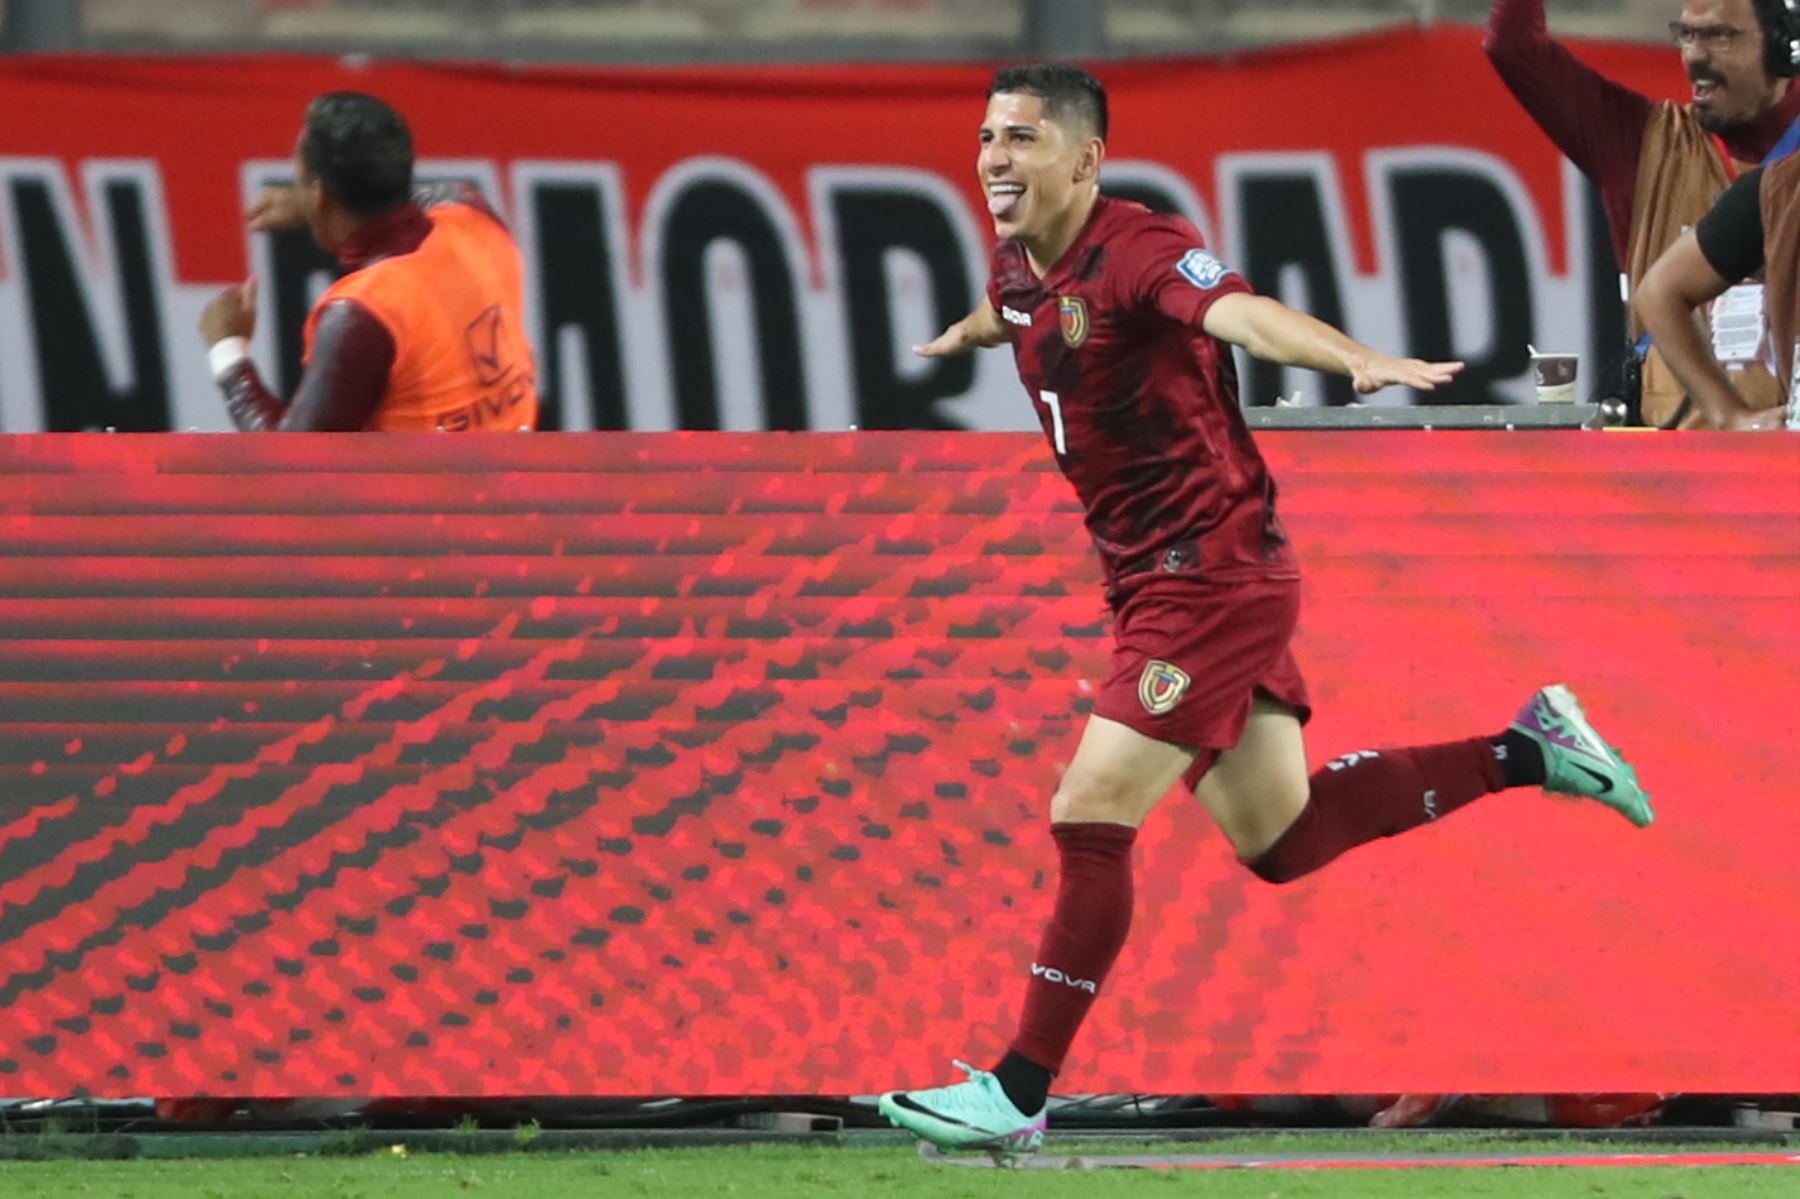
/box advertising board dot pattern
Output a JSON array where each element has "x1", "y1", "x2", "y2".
[{"x1": 0, "y1": 432, "x2": 1795, "y2": 1097}]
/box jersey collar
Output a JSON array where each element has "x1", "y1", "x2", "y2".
[
  {"x1": 338, "y1": 202, "x2": 433, "y2": 271},
  {"x1": 1021, "y1": 194, "x2": 1112, "y2": 290}
]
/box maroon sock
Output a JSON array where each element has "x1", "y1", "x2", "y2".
[
  {"x1": 1006, "y1": 822, "x2": 1137, "y2": 1075},
  {"x1": 1247, "y1": 737, "x2": 1505, "y2": 884}
]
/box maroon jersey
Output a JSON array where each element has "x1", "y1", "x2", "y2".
[{"x1": 986, "y1": 196, "x2": 1297, "y2": 601}]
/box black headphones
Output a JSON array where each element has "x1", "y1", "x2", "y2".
[{"x1": 1758, "y1": 0, "x2": 1800, "y2": 78}]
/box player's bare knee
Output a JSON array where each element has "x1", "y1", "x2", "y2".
[
  {"x1": 1050, "y1": 772, "x2": 1139, "y2": 826},
  {"x1": 1237, "y1": 788, "x2": 1312, "y2": 885},
  {"x1": 1198, "y1": 770, "x2": 1308, "y2": 865}
]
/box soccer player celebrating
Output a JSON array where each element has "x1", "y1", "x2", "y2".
[{"x1": 877, "y1": 64, "x2": 1653, "y2": 1158}]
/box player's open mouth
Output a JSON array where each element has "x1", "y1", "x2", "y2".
[
  {"x1": 988, "y1": 181, "x2": 1025, "y2": 218},
  {"x1": 1692, "y1": 78, "x2": 1720, "y2": 103}
]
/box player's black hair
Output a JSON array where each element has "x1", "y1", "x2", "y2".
[
  {"x1": 988, "y1": 63, "x2": 1109, "y2": 141},
  {"x1": 299, "y1": 92, "x2": 415, "y2": 219}
]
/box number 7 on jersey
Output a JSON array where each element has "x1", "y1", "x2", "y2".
[{"x1": 1037, "y1": 389, "x2": 1067, "y2": 455}]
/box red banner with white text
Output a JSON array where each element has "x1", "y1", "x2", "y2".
[
  {"x1": 0, "y1": 29, "x2": 1686, "y2": 433},
  {"x1": 0, "y1": 431, "x2": 1796, "y2": 1098}
]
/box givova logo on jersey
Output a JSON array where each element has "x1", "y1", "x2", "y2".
[{"x1": 1138, "y1": 660, "x2": 1190, "y2": 715}]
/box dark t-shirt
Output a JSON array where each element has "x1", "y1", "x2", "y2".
[
  {"x1": 985, "y1": 196, "x2": 1298, "y2": 601},
  {"x1": 1696, "y1": 165, "x2": 1767, "y2": 282}
]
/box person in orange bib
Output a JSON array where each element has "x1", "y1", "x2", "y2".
[{"x1": 199, "y1": 92, "x2": 538, "y2": 432}]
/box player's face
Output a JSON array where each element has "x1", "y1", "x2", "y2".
[
  {"x1": 292, "y1": 137, "x2": 336, "y2": 252},
  {"x1": 1678, "y1": 0, "x2": 1785, "y2": 132},
  {"x1": 978, "y1": 92, "x2": 1088, "y2": 244}
]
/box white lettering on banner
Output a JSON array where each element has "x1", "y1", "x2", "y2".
[
  {"x1": 0, "y1": 152, "x2": 1609, "y2": 432},
  {"x1": 1217, "y1": 151, "x2": 1371, "y2": 409},
  {"x1": 1031, "y1": 963, "x2": 1099, "y2": 994},
  {"x1": 639, "y1": 156, "x2": 817, "y2": 433},
  {"x1": 508, "y1": 160, "x2": 635, "y2": 434},
  {"x1": 0, "y1": 158, "x2": 183, "y2": 432},
  {"x1": 805, "y1": 165, "x2": 1012, "y2": 432},
  {"x1": 1104, "y1": 159, "x2": 1218, "y2": 244},
  {"x1": 1366, "y1": 147, "x2": 1565, "y2": 407},
  {"x1": 1217, "y1": 150, "x2": 1594, "y2": 408}
]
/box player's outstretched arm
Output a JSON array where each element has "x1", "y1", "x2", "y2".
[
  {"x1": 914, "y1": 297, "x2": 1009, "y2": 358},
  {"x1": 1201, "y1": 293, "x2": 1464, "y2": 395}
]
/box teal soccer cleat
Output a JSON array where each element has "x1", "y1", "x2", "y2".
[
  {"x1": 878, "y1": 1061, "x2": 1046, "y2": 1157},
  {"x1": 1510, "y1": 685, "x2": 1653, "y2": 828}
]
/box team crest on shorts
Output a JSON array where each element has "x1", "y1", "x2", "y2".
[
  {"x1": 1058, "y1": 296, "x2": 1089, "y2": 348},
  {"x1": 1138, "y1": 660, "x2": 1190, "y2": 715}
]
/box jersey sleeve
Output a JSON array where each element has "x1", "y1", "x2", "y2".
[
  {"x1": 1119, "y1": 217, "x2": 1254, "y2": 327},
  {"x1": 1694, "y1": 167, "x2": 1766, "y2": 283}
]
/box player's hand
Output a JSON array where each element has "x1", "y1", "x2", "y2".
[
  {"x1": 914, "y1": 311, "x2": 1010, "y2": 357},
  {"x1": 1347, "y1": 353, "x2": 1464, "y2": 395},
  {"x1": 200, "y1": 278, "x2": 258, "y2": 344},
  {"x1": 913, "y1": 320, "x2": 982, "y2": 358},
  {"x1": 246, "y1": 185, "x2": 307, "y2": 232},
  {"x1": 1721, "y1": 406, "x2": 1786, "y2": 431}
]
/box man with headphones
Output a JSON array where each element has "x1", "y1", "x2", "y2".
[{"x1": 1486, "y1": 0, "x2": 1800, "y2": 427}]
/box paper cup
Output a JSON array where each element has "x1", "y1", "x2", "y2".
[{"x1": 1531, "y1": 352, "x2": 1578, "y2": 404}]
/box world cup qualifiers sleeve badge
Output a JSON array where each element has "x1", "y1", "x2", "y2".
[
  {"x1": 1138, "y1": 660, "x2": 1191, "y2": 715},
  {"x1": 1175, "y1": 248, "x2": 1231, "y2": 289}
]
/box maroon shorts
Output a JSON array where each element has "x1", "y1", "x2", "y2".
[{"x1": 1091, "y1": 574, "x2": 1311, "y2": 790}]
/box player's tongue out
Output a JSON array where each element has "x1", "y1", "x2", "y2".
[{"x1": 989, "y1": 182, "x2": 1024, "y2": 218}]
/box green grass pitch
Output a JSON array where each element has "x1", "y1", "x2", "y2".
[{"x1": 1, "y1": 1137, "x2": 1796, "y2": 1199}]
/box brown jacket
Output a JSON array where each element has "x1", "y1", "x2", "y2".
[
  {"x1": 1628, "y1": 104, "x2": 1786, "y2": 426},
  {"x1": 1761, "y1": 153, "x2": 1800, "y2": 403}
]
